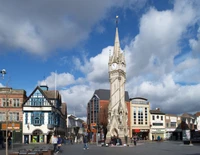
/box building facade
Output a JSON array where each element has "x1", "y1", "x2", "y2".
[
  {"x1": 22, "y1": 85, "x2": 67, "y2": 144},
  {"x1": 130, "y1": 97, "x2": 150, "y2": 140},
  {"x1": 165, "y1": 114, "x2": 182, "y2": 140},
  {"x1": 150, "y1": 108, "x2": 165, "y2": 140},
  {"x1": 0, "y1": 87, "x2": 27, "y2": 143}
]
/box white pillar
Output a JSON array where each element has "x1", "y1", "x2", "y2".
[
  {"x1": 29, "y1": 135, "x2": 31, "y2": 144},
  {"x1": 44, "y1": 135, "x2": 47, "y2": 144}
]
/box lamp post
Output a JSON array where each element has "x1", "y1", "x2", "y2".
[
  {"x1": 0, "y1": 69, "x2": 9, "y2": 155},
  {"x1": 12, "y1": 122, "x2": 15, "y2": 150}
]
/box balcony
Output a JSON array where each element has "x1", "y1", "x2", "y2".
[{"x1": 47, "y1": 124, "x2": 54, "y2": 129}]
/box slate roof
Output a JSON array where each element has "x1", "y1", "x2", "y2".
[
  {"x1": 43, "y1": 90, "x2": 59, "y2": 99},
  {"x1": 93, "y1": 89, "x2": 129, "y2": 102},
  {"x1": 150, "y1": 109, "x2": 165, "y2": 115}
]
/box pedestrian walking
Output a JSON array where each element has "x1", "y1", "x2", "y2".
[
  {"x1": 133, "y1": 135, "x2": 137, "y2": 146},
  {"x1": 8, "y1": 136, "x2": 11, "y2": 147},
  {"x1": 83, "y1": 135, "x2": 89, "y2": 150},
  {"x1": 55, "y1": 135, "x2": 62, "y2": 154},
  {"x1": 51, "y1": 135, "x2": 58, "y2": 153}
]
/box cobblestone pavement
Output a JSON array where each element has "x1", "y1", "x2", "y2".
[{"x1": 0, "y1": 141, "x2": 200, "y2": 155}]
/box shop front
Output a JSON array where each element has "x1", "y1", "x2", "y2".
[
  {"x1": 166, "y1": 128, "x2": 182, "y2": 140},
  {"x1": 31, "y1": 129, "x2": 44, "y2": 143},
  {"x1": 132, "y1": 129, "x2": 149, "y2": 140},
  {"x1": 1, "y1": 122, "x2": 22, "y2": 143},
  {"x1": 151, "y1": 129, "x2": 165, "y2": 140}
]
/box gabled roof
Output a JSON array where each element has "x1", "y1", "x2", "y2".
[
  {"x1": 22, "y1": 86, "x2": 53, "y2": 107},
  {"x1": 93, "y1": 89, "x2": 129, "y2": 102}
]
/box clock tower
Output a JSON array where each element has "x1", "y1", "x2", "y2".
[{"x1": 106, "y1": 16, "x2": 128, "y2": 144}]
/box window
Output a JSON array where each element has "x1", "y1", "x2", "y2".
[
  {"x1": 0, "y1": 112, "x2": 5, "y2": 121},
  {"x1": 31, "y1": 112, "x2": 44, "y2": 126},
  {"x1": 2, "y1": 98, "x2": 9, "y2": 107},
  {"x1": 152, "y1": 115, "x2": 155, "y2": 120},
  {"x1": 161, "y1": 116, "x2": 163, "y2": 120},
  {"x1": 170, "y1": 122, "x2": 176, "y2": 127},
  {"x1": 138, "y1": 107, "x2": 143, "y2": 125},
  {"x1": 25, "y1": 113, "x2": 28, "y2": 124},
  {"x1": 133, "y1": 107, "x2": 136, "y2": 124},
  {"x1": 166, "y1": 123, "x2": 169, "y2": 127},
  {"x1": 157, "y1": 115, "x2": 159, "y2": 119},
  {"x1": 13, "y1": 99, "x2": 20, "y2": 107},
  {"x1": 153, "y1": 123, "x2": 163, "y2": 126},
  {"x1": 145, "y1": 107, "x2": 148, "y2": 125}
]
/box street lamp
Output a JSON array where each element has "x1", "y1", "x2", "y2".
[
  {"x1": 0, "y1": 69, "x2": 9, "y2": 155},
  {"x1": 0, "y1": 69, "x2": 6, "y2": 79}
]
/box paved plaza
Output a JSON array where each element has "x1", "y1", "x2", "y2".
[{"x1": 0, "y1": 141, "x2": 200, "y2": 155}]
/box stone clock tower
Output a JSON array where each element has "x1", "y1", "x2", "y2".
[{"x1": 106, "y1": 16, "x2": 128, "y2": 144}]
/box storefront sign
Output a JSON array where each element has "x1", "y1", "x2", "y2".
[
  {"x1": 133, "y1": 129, "x2": 149, "y2": 132},
  {"x1": 140, "y1": 129, "x2": 149, "y2": 132},
  {"x1": 151, "y1": 129, "x2": 165, "y2": 134},
  {"x1": 1, "y1": 123, "x2": 20, "y2": 130}
]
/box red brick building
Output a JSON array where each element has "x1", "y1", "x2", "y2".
[{"x1": 0, "y1": 87, "x2": 27, "y2": 143}]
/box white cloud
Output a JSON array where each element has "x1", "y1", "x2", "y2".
[
  {"x1": 0, "y1": 0, "x2": 147, "y2": 56},
  {"x1": 38, "y1": 72, "x2": 76, "y2": 89},
  {"x1": 60, "y1": 85, "x2": 94, "y2": 118},
  {"x1": 134, "y1": 75, "x2": 200, "y2": 114}
]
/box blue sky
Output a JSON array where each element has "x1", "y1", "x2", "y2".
[{"x1": 0, "y1": 0, "x2": 200, "y2": 119}]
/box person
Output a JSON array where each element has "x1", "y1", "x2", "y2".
[
  {"x1": 55, "y1": 135, "x2": 62, "y2": 153},
  {"x1": 133, "y1": 135, "x2": 137, "y2": 146},
  {"x1": 152, "y1": 135, "x2": 154, "y2": 141},
  {"x1": 83, "y1": 135, "x2": 89, "y2": 150},
  {"x1": 51, "y1": 135, "x2": 58, "y2": 153},
  {"x1": 0, "y1": 135, "x2": 5, "y2": 148},
  {"x1": 8, "y1": 136, "x2": 11, "y2": 147}
]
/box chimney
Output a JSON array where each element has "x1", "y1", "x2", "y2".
[{"x1": 156, "y1": 108, "x2": 160, "y2": 111}]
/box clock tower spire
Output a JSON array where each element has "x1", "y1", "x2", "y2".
[{"x1": 107, "y1": 16, "x2": 128, "y2": 144}]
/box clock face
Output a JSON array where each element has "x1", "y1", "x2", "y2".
[{"x1": 112, "y1": 63, "x2": 117, "y2": 69}]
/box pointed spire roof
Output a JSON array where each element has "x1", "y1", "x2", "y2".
[{"x1": 112, "y1": 16, "x2": 121, "y2": 62}]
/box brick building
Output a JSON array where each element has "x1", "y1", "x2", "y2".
[{"x1": 0, "y1": 87, "x2": 27, "y2": 143}]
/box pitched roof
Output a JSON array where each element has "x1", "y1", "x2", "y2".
[
  {"x1": 43, "y1": 90, "x2": 59, "y2": 99},
  {"x1": 93, "y1": 89, "x2": 129, "y2": 102},
  {"x1": 150, "y1": 109, "x2": 165, "y2": 115},
  {"x1": 22, "y1": 86, "x2": 53, "y2": 107},
  {"x1": 181, "y1": 113, "x2": 194, "y2": 118}
]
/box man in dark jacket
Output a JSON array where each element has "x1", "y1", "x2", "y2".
[{"x1": 83, "y1": 134, "x2": 89, "y2": 150}]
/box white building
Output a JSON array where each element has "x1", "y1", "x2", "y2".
[
  {"x1": 130, "y1": 97, "x2": 150, "y2": 140},
  {"x1": 22, "y1": 85, "x2": 67, "y2": 144},
  {"x1": 67, "y1": 114, "x2": 85, "y2": 143},
  {"x1": 150, "y1": 108, "x2": 165, "y2": 140}
]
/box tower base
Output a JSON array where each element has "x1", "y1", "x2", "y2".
[{"x1": 105, "y1": 134, "x2": 129, "y2": 145}]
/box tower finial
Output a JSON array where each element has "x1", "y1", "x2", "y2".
[{"x1": 116, "y1": 15, "x2": 118, "y2": 27}]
